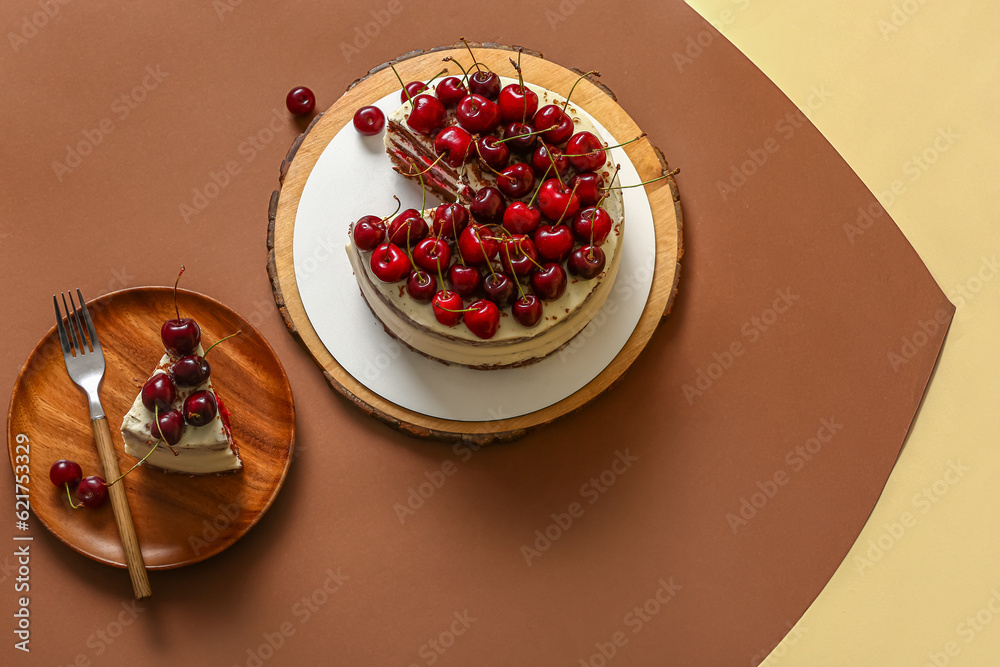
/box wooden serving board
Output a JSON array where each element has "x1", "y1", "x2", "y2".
[
  {"x1": 7, "y1": 288, "x2": 295, "y2": 570},
  {"x1": 267, "y1": 42, "x2": 682, "y2": 444}
]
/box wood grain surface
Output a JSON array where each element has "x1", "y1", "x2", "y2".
[
  {"x1": 267, "y1": 42, "x2": 683, "y2": 444},
  {"x1": 7, "y1": 288, "x2": 295, "y2": 569}
]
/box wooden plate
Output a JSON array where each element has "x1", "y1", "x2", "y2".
[
  {"x1": 267, "y1": 42, "x2": 682, "y2": 444},
  {"x1": 6, "y1": 287, "x2": 295, "y2": 569}
]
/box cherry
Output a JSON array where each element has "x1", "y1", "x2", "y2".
[
  {"x1": 458, "y1": 225, "x2": 500, "y2": 265},
  {"x1": 464, "y1": 299, "x2": 500, "y2": 339},
  {"x1": 50, "y1": 459, "x2": 82, "y2": 488},
  {"x1": 570, "y1": 172, "x2": 603, "y2": 207},
  {"x1": 537, "y1": 179, "x2": 581, "y2": 222},
  {"x1": 161, "y1": 267, "x2": 201, "y2": 355},
  {"x1": 352, "y1": 214, "x2": 386, "y2": 250},
  {"x1": 497, "y1": 163, "x2": 535, "y2": 199},
  {"x1": 353, "y1": 106, "x2": 385, "y2": 135},
  {"x1": 183, "y1": 390, "x2": 217, "y2": 427},
  {"x1": 436, "y1": 76, "x2": 468, "y2": 108},
  {"x1": 502, "y1": 201, "x2": 542, "y2": 235},
  {"x1": 513, "y1": 294, "x2": 543, "y2": 327},
  {"x1": 401, "y1": 81, "x2": 428, "y2": 103},
  {"x1": 530, "y1": 263, "x2": 568, "y2": 301},
  {"x1": 502, "y1": 122, "x2": 537, "y2": 153},
  {"x1": 432, "y1": 290, "x2": 464, "y2": 326},
  {"x1": 285, "y1": 86, "x2": 315, "y2": 116},
  {"x1": 566, "y1": 131, "x2": 607, "y2": 172},
  {"x1": 387, "y1": 209, "x2": 428, "y2": 246},
  {"x1": 533, "y1": 105, "x2": 574, "y2": 146},
  {"x1": 413, "y1": 237, "x2": 452, "y2": 273},
  {"x1": 468, "y1": 71, "x2": 501, "y2": 101},
  {"x1": 151, "y1": 409, "x2": 185, "y2": 445},
  {"x1": 447, "y1": 264, "x2": 482, "y2": 298},
  {"x1": 370, "y1": 243, "x2": 411, "y2": 283},
  {"x1": 141, "y1": 373, "x2": 176, "y2": 412},
  {"x1": 530, "y1": 143, "x2": 569, "y2": 178},
  {"x1": 432, "y1": 203, "x2": 469, "y2": 239},
  {"x1": 568, "y1": 245, "x2": 607, "y2": 279},
  {"x1": 434, "y1": 126, "x2": 474, "y2": 167},
  {"x1": 406, "y1": 270, "x2": 437, "y2": 303},
  {"x1": 172, "y1": 354, "x2": 210, "y2": 387},
  {"x1": 499, "y1": 84, "x2": 539, "y2": 124},
  {"x1": 572, "y1": 206, "x2": 613, "y2": 245},
  {"x1": 456, "y1": 94, "x2": 500, "y2": 135},
  {"x1": 483, "y1": 272, "x2": 516, "y2": 306},
  {"x1": 76, "y1": 476, "x2": 108, "y2": 509},
  {"x1": 474, "y1": 136, "x2": 510, "y2": 172},
  {"x1": 407, "y1": 94, "x2": 447, "y2": 136},
  {"x1": 469, "y1": 186, "x2": 507, "y2": 226},
  {"x1": 533, "y1": 225, "x2": 575, "y2": 262},
  {"x1": 500, "y1": 235, "x2": 538, "y2": 277}
]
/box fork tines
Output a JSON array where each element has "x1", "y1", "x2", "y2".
[{"x1": 54, "y1": 289, "x2": 99, "y2": 357}]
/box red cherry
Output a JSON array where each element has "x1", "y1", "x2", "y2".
[
  {"x1": 151, "y1": 409, "x2": 185, "y2": 446},
  {"x1": 530, "y1": 263, "x2": 568, "y2": 301},
  {"x1": 456, "y1": 94, "x2": 500, "y2": 135},
  {"x1": 76, "y1": 476, "x2": 108, "y2": 509},
  {"x1": 533, "y1": 225, "x2": 575, "y2": 263},
  {"x1": 498, "y1": 83, "x2": 539, "y2": 123},
  {"x1": 513, "y1": 294, "x2": 543, "y2": 327},
  {"x1": 141, "y1": 374, "x2": 176, "y2": 412},
  {"x1": 533, "y1": 105, "x2": 575, "y2": 145},
  {"x1": 447, "y1": 264, "x2": 482, "y2": 299},
  {"x1": 469, "y1": 186, "x2": 507, "y2": 226},
  {"x1": 500, "y1": 235, "x2": 539, "y2": 277},
  {"x1": 161, "y1": 318, "x2": 201, "y2": 356},
  {"x1": 537, "y1": 178, "x2": 581, "y2": 222},
  {"x1": 370, "y1": 243, "x2": 411, "y2": 283},
  {"x1": 497, "y1": 162, "x2": 535, "y2": 199},
  {"x1": 502, "y1": 122, "x2": 537, "y2": 153},
  {"x1": 406, "y1": 270, "x2": 437, "y2": 303},
  {"x1": 530, "y1": 143, "x2": 569, "y2": 178},
  {"x1": 436, "y1": 76, "x2": 468, "y2": 108},
  {"x1": 474, "y1": 135, "x2": 510, "y2": 172},
  {"x1": 183, "y1": 390, "x2": 217, "y2": 427},
  {"x1": 464, "y1": 299, "x2": 500, "y2": 339},
  {"x1": 565, "y1": 131, "x2": 607, "y2": 172},
  {"x1": 458, "y1": 225, "x2": 500, "y2": 265},
  {"x1": 387, "y1": 209, "x2": 428, "y2": 246},
  {"x1": 401, "y1": 81, "x2": 428, "y2": 104},
  {"x1": 352, "y1": 214, "x2": 386, "y2": 251},
  {"x1": 172, "y1": 354, "x2": 210, "y2": 387},
  {"x1": 432, "y1": 203, "x2": 470, "y2": 239},
  {"x1": 407, "y1": 94, "x2": 447, "y2": 136},
  {"x1": 483, "y1": 272, "x2": 516, "y2": 306},
  {"x1": 50, "y1": 459, "x2": 82, "y2": 488},
  {"x1": 353, "y1": 106, "x2": 385, "y2": 136},
  {"x1": 572, "y1": 207, "x2": 613, "y2": 245},
  {"x1": 432, "y1": 290, "x2": 464, "y2": 326},
  {"x1": 434, "y1": 126, "x2": 474, "y2": 167},
  {"x1": 285, "y1": 86, "x2": 315, "y2": 116},
  {"x1": 502, "y1": 201, "x2": 542, "y2": 235},
  {"x1": 413, "y1": 237, "x2": 452, "y2": 273},
  {"x1": 568, "y1": 245, "x2": 607, "y2": 279},
  {"x1": 469, "y1": 71, "x2": 501, "y2": 100},
  {"x1": 570, "y1": 172, "x2": 603, "y2": 207}
]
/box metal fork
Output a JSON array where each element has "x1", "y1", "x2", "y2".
[{"x1": 55, "y1": 290, "x2": 151, "y2": 599}]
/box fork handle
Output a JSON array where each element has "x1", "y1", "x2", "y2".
[{"x1": 92, "y1": 417, "x2": 152, "y2": 599}]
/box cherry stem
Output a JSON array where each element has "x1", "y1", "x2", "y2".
[
  {"x1": 526, "y1": 174, "x2": 545, "y2": 208},
  {"x1": 525, "y1": 252, "x2": 546, "y2": 271},
  {"x1": 405, "y1": 224, "x2": 418, "y2": 272},
  {"x1": 545, "y1": 147, "x2": 567, "y2": 187},
  {"x1": 593, "y1": 165, "x2": 621, "y2": 211},
  {"x1": 460, "y1": 37, "x2": 491, "y2": 74},
  {"x1": 381, "y1": 195, "x2": 403, "y2": 223},
  {"x1": 437, "y1": 305, "x2": 479, "y2": 314},
  {"x1": 443, "y1": 57, "x2": 470, "y2": 84},
  {"x1": 390, "y1": 64, "x2": 413, "y2": 105},
  {"x1": 562, "y1": 70, "x2": 600, "y2": 115},
  {"x1": 108, "y1": 405, "x2": 162, "y2": 487},
  {"x1": 561, "y1": 133, "x2": 647, "y2": 157},
  {"x1": 510, "y1": 49, "x2": 528, "y2": 124},
  {"x1": 603, "y1": 168, "x2": 680, "y2": 190},
  {"x1": 493, "y1": 124, "x2": 559, "y2": 145},
  {"x1": 475, "y1": 230, "x2": 496, "y2": 277},
  {"x1": 64, "y1": 482, "x2": 82, "y2": 509},
  {"x1": 555, "y1": 182, "x2": 580, "y2": 225},
  {"x1": 173, "y1": 265, "x2": 185, "y2": 321},
  {"x1": 405, "y1": 153, "x2": 446, "y2": 177},
  {"x1": 407, "y1": 158, "x2": 431, "y2": 217},
  {"x1": 426, "y1": 68, "x2": 449, "y2": 88},
  {"x1": 203, "y1": 330, "x2": 243, "y2": 358},
  {"x1": 473, "y1": 139, "x2": 515, "y2": 183}
]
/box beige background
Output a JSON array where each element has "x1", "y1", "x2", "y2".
[{"x1": 684, "y1": 0, "x2": 1000, "y2": 664}]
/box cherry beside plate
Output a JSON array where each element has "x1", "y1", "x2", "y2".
[{"x1": 6, "y1": 287, "x2": 295, "y2": 569}]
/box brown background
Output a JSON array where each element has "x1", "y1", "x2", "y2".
[{"x1": 0, "y1": 1, "x2": 951, "y2": 665}]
